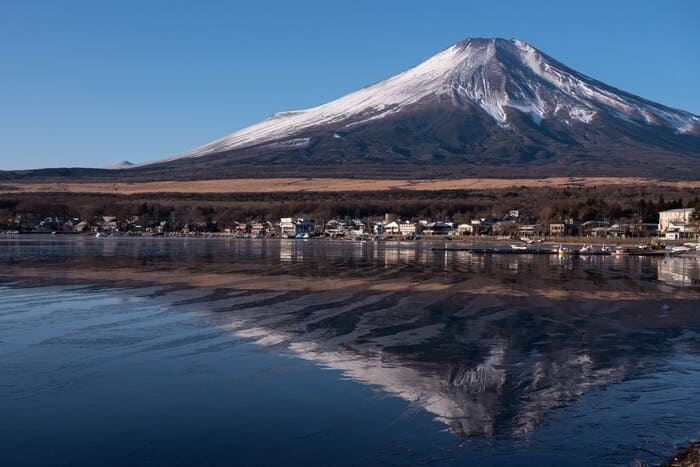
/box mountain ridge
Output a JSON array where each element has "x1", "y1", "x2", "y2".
[{"x1": 3, "y1": 37, "x2": 700, "y2": 181}]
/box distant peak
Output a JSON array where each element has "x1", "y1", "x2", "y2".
[{"x1": 106, "y1": 160, "x2": 135, "y2": 169}]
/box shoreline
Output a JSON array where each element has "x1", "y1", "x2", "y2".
[{"x1": 1, "y1": 231, "x2": 695, "y2": 247}]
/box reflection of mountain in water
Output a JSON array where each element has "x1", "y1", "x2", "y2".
[
  {"x1": 281, "y1": 339, "x2": 624, "y2": 438},
  {"x1": 2, "y1": 238, "x2": 699, "y2": 439},
  {"x1": 181, "y1": 274, "x2": 697, "y2": 438}
]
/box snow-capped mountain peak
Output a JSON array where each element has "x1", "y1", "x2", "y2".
[{"x1": 149, "y1": 37, "x2": 698, "y2": 166}]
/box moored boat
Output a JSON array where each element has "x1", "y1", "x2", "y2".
[
  {"x1": 579, "y1": 245, "x2": 594, "y2": 254},
  {"x1": 611, "y1": 247, "x2": 626, "y2": 256},
  {"x1": 555, "y1": 245, "x2": 570, "y2": 256},
  {"x1": 671, "y1": 245, "x2": 692, "y2": 253}
]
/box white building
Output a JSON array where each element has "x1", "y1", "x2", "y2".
[
  {"x1": 279, "y1": 218, "x2": 297, "y2": 237},
  {"x1": 658, "y1": 208, "x2": 694, "y2": 232},
  {"x1": 658, "y1": 208, "x2": 696, "y2": 240},
  {"x1": 385, "y1": 220, "x2": 417, "y2": 236},
  {"x1": 457, "y1": 223, "x2": 474, "y2": 235}
]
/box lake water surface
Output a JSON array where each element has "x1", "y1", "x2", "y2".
[{"x1": 1, "y1": 237, "x2": 699, "y2": 466}]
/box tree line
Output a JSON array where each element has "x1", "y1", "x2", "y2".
[{"x1": 1, "y1": 186, "x2": 699, "y2": 228}]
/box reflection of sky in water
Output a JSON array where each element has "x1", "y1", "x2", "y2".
[{"x1": 0, "y1": 237, "x2": 698, "y2": 466}]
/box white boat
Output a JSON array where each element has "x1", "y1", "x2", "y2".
[
  {"x1": 579, "y1": 245, "x2": 594, "y2": 254},
  {"x1": 510, "y1": 244, "x2": 527, "y2": 250},
  {"x1": 671, "y1": 245, "x2": 692, "y2": 253}
]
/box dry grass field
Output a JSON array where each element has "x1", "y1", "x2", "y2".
[{"x1": 3, "y1": 177, "x2": 700, "y2": 194}]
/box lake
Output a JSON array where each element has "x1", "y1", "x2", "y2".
[{"x1": 1, "y1": 236, "x2": 699, "y2": 466}]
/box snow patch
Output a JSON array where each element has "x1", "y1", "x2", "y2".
[
  {"x1": 569, "y1": 108, "x2": 596, "y2": 124},
  {"x1": 264, "y1": 137, "x2": 310, "y2": 148}
]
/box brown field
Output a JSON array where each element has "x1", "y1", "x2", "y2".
[{"x1": 3, "y1": 177, "x2": 700, "y2": 194}]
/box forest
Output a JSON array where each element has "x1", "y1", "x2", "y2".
[{"x1": 2, "y1": 184, "x2": 699, "y2": 229}]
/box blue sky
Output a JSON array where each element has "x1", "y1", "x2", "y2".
[{"x1": 1, "y1": 0, "x2": 698, "y2": 170}]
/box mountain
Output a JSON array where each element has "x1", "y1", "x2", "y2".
[
  {"x1": 106, "y1": 160, "x2": 135, "y2": 169},
  {"x1": 5, "y1": 38, "x2": 700, "y2": 180}
]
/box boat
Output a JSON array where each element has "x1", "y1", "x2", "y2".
[
  {"x1": 671, "y1": 245, "x2": 692, "y2": 253},
  {"x1": 579, "y1": 245, "x2": 594, "y2": 254},
  {"x1": 555, "y1": 245, "x2": 570, "y2": 256},
  {"x1": 510, "y1": 244, "x2": 528, "y2": 250},
  {"x1": 611, "y1": 247, "x2": 626, "y2": 256}
]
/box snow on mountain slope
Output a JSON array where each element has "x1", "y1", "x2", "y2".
[{"x1": 156, "y1": 38, "x2": 699, "y2": 164}]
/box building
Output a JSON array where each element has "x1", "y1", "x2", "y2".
[
  {"x1": 549, "y1": 223, "x2": 565, "y2": 236},
  {"x1": 324, "y1": 219, "x2": 366, "y2": 237},
  {"x1": 399, "y1": 222, "x2": 417, "y2": 236},
  {"x1": 324, "y1": 220, "x2": 346, "y2": 237},
  {"x1": 470, "y1": 218, "x2": 495, "y2": 235},
  {"x1": 590, "y1": 226, "x2": 609, "y2": 238},
  {"x1": 250, "y1": 221, "x2": 272, "y2": 236},
  {"x1": 457, "y1": 223, "x2": 474, "y2": 235},
  {"x1": 517, "y1": 224, "x2": 544, "y2": 237},
  {"x1": 385, "y1": 220, "x2": 417, "y2": 236},
  {"x1": 279, "y1": 218, "x2": 315, "y2": 238},
  {"x1": 422, "y1": 222, "x2": 452, "y2": 236},
  {"x1": 492, "y1": 221, "x2": 519, "y2": 237},
  {"x1": 581, "y1": 221, "x2": 610, "y2": 237},
  {"x1": 662, "y1": 221, "x2": 696, "y2": 240},
  {"x1": 372, "y1": 221, "x2": 387, "y2": 235},
  {"x1": 608, "y1": 224, "x2": 628, "y2": 238},
  {"x1": 658, "y1": 208, "x2": 695, "y2": 239}
]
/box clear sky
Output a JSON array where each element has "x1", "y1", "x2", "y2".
[{"x1": 1, "y1": 0, "x2": 698, "y2": 170}]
